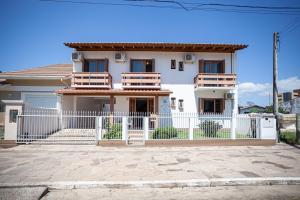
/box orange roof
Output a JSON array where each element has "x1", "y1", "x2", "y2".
[
  {"x1": 0, "y1": 64, "x2": 72, "y2": 79},
  {"x1": 65, "y1": 42, "x2": 247, "y2": 53},
  {"x1": 56, "y1": 88, "x2": 172, "y2": 96}
]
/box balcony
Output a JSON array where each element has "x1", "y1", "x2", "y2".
[
  {"x1": 122, "y1": 72, "x2": 161, "y2": 89},
  {"x1": 194, "y1": 73, "x2": 236, "y2": 89},
  {"x1": 71, "y1": 72, "x2": 112, "y2": 89}
]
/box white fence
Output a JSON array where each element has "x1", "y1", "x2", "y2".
[{"x1": 16, "y1": 110, "x2": 273, "y2": 144}]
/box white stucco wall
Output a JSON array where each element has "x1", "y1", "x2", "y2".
[{"x1": 73, "y1": 51, "x2": 238, "y2": 113}]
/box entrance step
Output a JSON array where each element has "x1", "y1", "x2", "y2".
[{"x1": 127, "y1": 130, "x2": 144, "y2": 146}]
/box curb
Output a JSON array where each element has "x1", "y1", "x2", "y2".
[{"x1": 1, "y1": 177, "x2": 300, "y2": 190}]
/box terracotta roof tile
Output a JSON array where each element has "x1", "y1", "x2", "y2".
[{"x1": 0, "y1": 64, "x2": 72, "y2": 78}]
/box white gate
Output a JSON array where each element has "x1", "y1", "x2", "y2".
[{"x1": 17, "y1": 109, "x2": 97, "y2": 144}]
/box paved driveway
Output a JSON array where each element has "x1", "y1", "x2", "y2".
[{"x1": 0, "y1": 144, "x2": 299, "y2": 183}]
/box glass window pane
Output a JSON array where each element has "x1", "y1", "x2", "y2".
[
  {"x1": 97, "y1": 60, "x2": 106, "y2": 72},
  {"x1": 131, "y1": 60, "x2": 146, "y2": 72},
  {"x1": 9, "y1": 110, "x2": 18, "y2": 123},
  {"x1": 204, "y1": 100, "x2": 215, "y2": 113},
  {"x1": 204, "y1": 62, "x2": 220, "y2": 73},
  {"x1": 88, "y1": 61, "x2": 97, "y2": 72}
]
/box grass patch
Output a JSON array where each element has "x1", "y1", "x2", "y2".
[{"x1": 280, "y1": 131, "x2": 297, "y2": 145}]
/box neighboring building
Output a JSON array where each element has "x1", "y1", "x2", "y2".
[
  {"x1": 239, "y1": 105, "x2": 265, "y2": 114},
  {"x1": 0, "y1": 42, "x2": 247, "y2": 115},
  {"x1": 280, "y1": 97, "x2": 300, "y2": 114},
  {"x1": 278, "y1": 89, "x2": 300, "y2": 104},
  {"x1": 0, "y1": 64, "x2": 72, "y2": 128}
]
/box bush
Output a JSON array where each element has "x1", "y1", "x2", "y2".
[
  {"x1": 153, "y1": 127, "x2": 178, "y2": 139},
  {"x1": 280, "y1": 131, "x2": 297, "y2": 144},
  {"x1": 198, "y1": 121, "x2": 222, "y2": 137},
  {"x1": 103, "y1": 123, "x2": 122, "y2": 139}
]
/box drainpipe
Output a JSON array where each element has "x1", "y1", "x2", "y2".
[{"x1": 60, "y1": 74, "x2": 72, "y2": 88}]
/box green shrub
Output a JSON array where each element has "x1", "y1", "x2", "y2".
[
  {"x1": 198, "y1": 121, "x2": 222, "y2": 137},
  {"x1": 153, "y1": 127, "x2": 178, "y2": 139},
  {"x1": 280, "y1": 131, "x2": 296, "y2": 144},
  {"x1": 103, "y1": 123, "x2": 122, "y2": 139}
]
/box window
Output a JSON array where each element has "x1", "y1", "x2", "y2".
[
  {"x1": 171, "y1": 97, "x2": 176, "y2": 109},
  {"x1": 9, "y1": 110, "x2": 18, "y2": 123},
  {"x1": 130, "y1": 59, "x2": 154, "y2": 72},
  {"x1": 202, "y1": 99, "x2": 223, "y2": 113},
  {"x1": 178, "y1": 99, "x2": 184, "y2": 111},
  {"x1": 84, "y1": 59, "x2": 108, "y2": 72},
  {"x1": 199, "y1": 60, "x2": 225, "y2": 73},
  {"x1": 179, "y1": 61, "x2": 184, "y2": 71},
  {"x1": 171, "y1": 60, "x2": 176, "y2": 69}
]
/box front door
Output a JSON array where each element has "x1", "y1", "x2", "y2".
[{"x1": 129, "y1": 98, "x2": 154, "y2": 129}]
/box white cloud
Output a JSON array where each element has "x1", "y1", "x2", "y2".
[{"x1": 238, "y1": 76, "x2": 300, "y2": 97}]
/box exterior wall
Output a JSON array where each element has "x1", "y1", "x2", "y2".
[
  {"x1": 75, "y1": 51, "x2": 236, "y2": 85},
  {"x1": 73, "y1": 51, "x2": 238, "y2": 113}
]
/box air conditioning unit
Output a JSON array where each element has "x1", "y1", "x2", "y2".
[
  {"x1": 72, "y1": 52, "x2": 83, "y2": 62},
  {"x1": 225, "y1": 92, "x2": 235, "y2": 100},
  {"x1": 115, "y1": 52, "x2": 127, "y2": 62},
  {"x1": 184, "y1": 53, "x2": 195, "y2": 63}
]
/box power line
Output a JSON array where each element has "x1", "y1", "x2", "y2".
[{"x1": 39, "y1": 0, "x2": 300, "y2": 15}]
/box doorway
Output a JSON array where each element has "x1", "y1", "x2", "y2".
[{"x1": 129, "y1": 98, "x2": 154, "y2": 129}]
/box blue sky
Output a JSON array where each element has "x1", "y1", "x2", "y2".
[{"x1": 0, "y1": 0, "x2": 299, "y2": 106}]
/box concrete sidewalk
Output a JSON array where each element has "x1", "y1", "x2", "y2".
[
  {"x1": 0, "y1": 144, "x2": 299, "y2": 185},
  {"x1": 42, "y1": 185, "x2": 300, "y2": 200}
]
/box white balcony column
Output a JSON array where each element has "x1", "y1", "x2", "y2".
[
  {"x1": 122, "y1": 117, "x2": 128, "y2": 141},
  {"x1": 189, "y1": 118, "x2": 193, "y2": 140},
  {"x1": 144, "y1": 117, "x2": 149, "y2": 140}
]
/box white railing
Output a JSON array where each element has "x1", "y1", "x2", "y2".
[{"x1": 17, "y1": 110, "x2": 269, "y2": 144}]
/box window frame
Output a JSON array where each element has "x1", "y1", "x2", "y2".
[
  {"x1": 200, "y1": 98, "x2": 224, "y2": 113},
  {"x1": 130, "y1": 59, "x2": 155, "y2": 72},
  {"x1": 199, "y1": 60, "x2": 225, "y2": 74},
  {"x1": 178, "y1": 61, "x2": 184, "y2": 71},
  {"x1": 83, "y1": 59, "x2": 108, "y2": 72},
  {"x1": 9, "y1": 109, "x2": 18, "y2": 123},
  {"x1": 171, "y1": 59, "x2": 176, "y2": 69}
]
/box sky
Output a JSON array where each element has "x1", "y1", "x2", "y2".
[{"x1": 0, "y1": 0, "x2": 299, "y2": 106}]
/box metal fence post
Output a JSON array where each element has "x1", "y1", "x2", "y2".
[
  {"x1": 144, "y1": 117, "x2": 149, "y2": 140},
  {"x1": 189, "y1": 118, "x2": 193, "y2": 140},
  {"x1": 231, "y1": 114, "x2": 236, "y2": 139},
  {"x1": 95, "y1": 116, "x2": 102, "y2": 143},
  {"x1": 122, "y1": 116, "x2": 128, "y2": 141}
]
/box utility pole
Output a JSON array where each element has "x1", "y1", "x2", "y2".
[{"x1": 273, "y1": 32, "x2": 279, "y2": 142}]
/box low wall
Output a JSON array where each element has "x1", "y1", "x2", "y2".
[
  {"x1": 145, "y1": 139, "x2": 276, "y2": 146},
  {"x1": 98, "y1": 140, "x2": 127, "y2": 146},
  {"x1": 278, "y1": 114, "x2": 296, "y2": 131}
]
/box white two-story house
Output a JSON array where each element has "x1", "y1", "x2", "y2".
[{"x1": 56, "y1": 42, "x2": 247, "y2": 115}]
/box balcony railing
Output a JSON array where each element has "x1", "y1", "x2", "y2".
[
  {"x1": 122, "y1": 72, "x2": 161, "y2": 89},
  {"x1": 71, "y1": 72, "x2": 112, "y2": 89},
  {"x1": 194, "y1": 73, "x2": 236, "y2": 88}
]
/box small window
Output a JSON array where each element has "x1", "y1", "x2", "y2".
[
  {"x1": 178, "y1": 99, "x2": 184, "y2": 111},
  {"x1": 179, "y1": 62, "x2": 184, "y2": 71},
  {"x1": 171, "y1": 97, "x2": 176, "y2": 109},
  {"x1": 9, "y1": 110, "x2": 18, "y2": 123},
  {"x1": 171, "y1": 60, "x2": 176, "y2": 69}
]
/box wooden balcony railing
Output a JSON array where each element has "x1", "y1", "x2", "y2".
[
  {"x1": 122, "y1": 72, "x2": 161, "y2": 89},
  {"x1": 194, "y1": 73, "x2": 236, "y2": 88},
  {"x1": 71, "y1": 72, "x2": 112, "y2": 89}
]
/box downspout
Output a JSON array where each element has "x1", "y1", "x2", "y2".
[
  {"x1": 231, "y1": 52, "x2": 233, "y2": 74},
  {"x1": 60, "y1": 74, "x2": 72, "y2": 88}
]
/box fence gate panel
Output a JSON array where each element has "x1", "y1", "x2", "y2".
[{"x1": 17, "y1": 110, "x2": 97, "y2": 144}]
